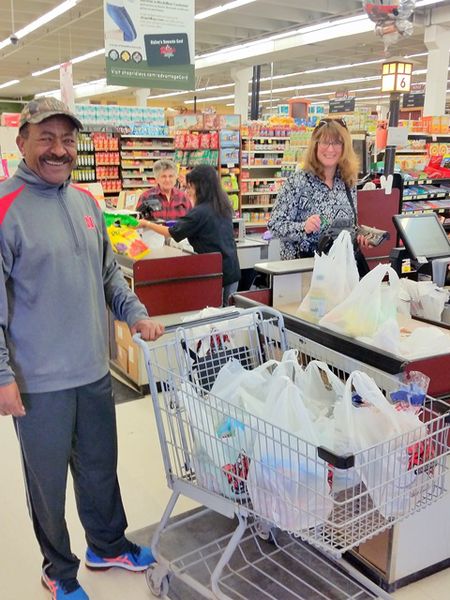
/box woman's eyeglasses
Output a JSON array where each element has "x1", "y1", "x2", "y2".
[
  {"x1": 318, "y1": 140, "x2": 344, "y2": 148},
  {"x1": 315, "y1": 118, "x2": 347, "y2": 130}
]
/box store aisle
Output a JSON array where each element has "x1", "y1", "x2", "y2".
[{"x1": 0, "y1": 392, "x2": 448, "y2": 600}]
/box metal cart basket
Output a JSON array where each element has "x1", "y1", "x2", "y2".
[{"x1": 134, "y1": 307, "x2": 450, "y2": 600}]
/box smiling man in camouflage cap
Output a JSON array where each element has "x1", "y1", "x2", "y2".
[
  {"x1": 19, "y1": 96, "x2": 83, "y2": 130},
  {"x1": 17, "y1": 97, "x2": 83, "y2": 186},
  {"x1": 0, "y1": 97, "x2": 164, "y2": 599}
]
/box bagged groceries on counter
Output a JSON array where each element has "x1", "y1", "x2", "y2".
[
  {"x1": 398, "y1": 279, "x2": 449, "y2": 321},
  {"x1": 319, "y1": 264, "x2": 450, "y2": 358},
  {"x1": 319, "y1": 264, "x2": 399, "y2": 339},
  {"x1": 297, "y1": 231, "x2": 359, "y2": 323}
]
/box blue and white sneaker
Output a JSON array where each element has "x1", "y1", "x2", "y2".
[
  {"x1": 41, "y1": 570, "x2": 89, "y2": 599},
  {"x1": 85, "y1": 543, "x2": 155, "y2": 572}
]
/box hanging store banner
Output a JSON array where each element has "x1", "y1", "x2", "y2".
[
  {"x1": 104, "y1": 0, "x2": 195, "y2": 91},
  {"x1": 60, "y1": 62, "x2": 75, "y2": 111}
]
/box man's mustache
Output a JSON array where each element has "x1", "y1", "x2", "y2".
[{"x1": 41, "y1": 155, "x2": 72, "y2": 163}]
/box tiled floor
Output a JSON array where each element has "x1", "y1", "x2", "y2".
[{"x1": 0, "y1": 392, "x2": 448, "y2": 600}]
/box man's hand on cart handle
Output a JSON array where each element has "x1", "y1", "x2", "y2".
[
  {"x1": 131, "y1": 318, "x2": 165, "y2": 342},
  {"x1": 0, "y1": 381, "x2": 26, "y2": 417}
]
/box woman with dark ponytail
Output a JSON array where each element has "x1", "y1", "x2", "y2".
[{"x1": 138, "y1": 164, "x2": 240, "y2": 306}]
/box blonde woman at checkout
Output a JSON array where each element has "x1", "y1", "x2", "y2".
[
  {"x1": 268, "y1": 118, "x2": 370, "y2": 276},
  {"x1": 138, "y1": 164, "x2": 241, "y2": 306}
]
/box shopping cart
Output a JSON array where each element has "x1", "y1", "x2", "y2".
[{"x1": 134, "y1": 307, "x2": 450, "y2": 600}]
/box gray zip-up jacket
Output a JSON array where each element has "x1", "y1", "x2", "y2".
[{"x1": 0, "y1": 161, "x2": 148, "y2": 393}]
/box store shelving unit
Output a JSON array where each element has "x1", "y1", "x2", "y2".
[
  {"x1": 240, "y1": 134, "x2": 295, "y2": 228},
  {"x1": 120, "y1": 134, "x2": 174, "y2": 189},
  {"x1": 402, "y1": 177, "x2": 450, "y2": 229},
  {"x1": 93, "y1": 132, "x2": 121, "y2": 196},
  {"x1": 396, "y1": 131, "x2": 450, "y2": 229},
  {"x1": 219, "y1": 128, "x2": 240, "y2": 213},
  {"x1": 72, "y1": 132, "x2": 96, "y2": 184}
]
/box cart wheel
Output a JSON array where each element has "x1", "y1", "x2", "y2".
[
  {"x1": 145, "y1": 564, "x2": 170, "y2": 598},
  {"x1": 255, "y1": 520, "x2": 275, "y2": 544}
]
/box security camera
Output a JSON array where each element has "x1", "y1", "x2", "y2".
[{"x1": 10, "y1": 34, "x2": 18, "y2": 45}]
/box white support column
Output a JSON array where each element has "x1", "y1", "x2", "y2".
[
  {"x1": 377, "y1": 104, "x2": 389, "y2": 120},
  {"x1": 134, "y1": 88, "x2": 150, "y2": 107},
  {"x1": 423, "y1": 25, "x2": 450, "y2": 117},
  {"x1": 231, "y1": 66, "x2": 252, "y2": 119}
]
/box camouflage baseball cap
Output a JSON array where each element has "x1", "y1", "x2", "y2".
[{"x1": 19, "y1": 97, "x2": 83, "y2": 131}]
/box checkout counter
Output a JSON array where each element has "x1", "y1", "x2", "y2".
[
  {"x1": 110, "y1": 245, "x2": 224, "y2": 389},
  {"x1": 109, "y1": 217, "x2": 279, "y2": 389}
]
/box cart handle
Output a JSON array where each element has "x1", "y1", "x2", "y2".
[{"x1": 132, "y1": 306, "x2": 286, "y2": 338}]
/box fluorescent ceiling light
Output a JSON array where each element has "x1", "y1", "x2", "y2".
[
  {"x1": 32, "y1": 48, "x2": 104, "y2": 77},
  {"x1": 260, "y1": 75, "x2": 381, "y2": 97},
  {"x1": 72, "y1": 48, "x2": 105, "y2": 65},
  {"x1": 0, "y1": 1, "x2": 78, "y2": 51},
  {"x1": 195, "y1": 13, "x2": 371, "y2": 68},
  {"x1": 148, "y1": 83, "x2": 233, "y2": 99},
  {"x1": 348, "y1": 86, "x2": 381, "y2": 93},
  {"x1": 0, "y1": 79, "x2": 19, "y2": 90},
  {"x1": 36, "y1": 77, "x2": 125, "y2": 100},
  {"x1": 195, "y1": 0, "x2": 257, "y2": 20},
  {"x1": 185, "y1": 94, "x2": 234, "y2": 104}
]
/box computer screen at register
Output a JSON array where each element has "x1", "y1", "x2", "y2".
[{"x1": 393, "y1": 213, "x2": 450, "y2": 260}]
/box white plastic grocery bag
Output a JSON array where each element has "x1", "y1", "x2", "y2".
[
  {"x1": 398, "y1": 326, "x2": 450, "y2": 359},
  {"x1": 297, "y1": 361, "x2": 361, "y2": 493},
  {"x1": 247, "y1": 374, "x2": 333, "y2": 532},
  {"x1": 297, "y1": 360, "x2": 345, "y2": 420},
  {"x1": 334, "y1": 371, "x2": 427, "y2": 519},
  {"x1": 319, "y1": 264, "x2": 400, "y2": 339},
  {"x1": 297, "y1": 230, "x2": 359, "y2": 323},
  {"x1": 398, "y1": 279, "x2": 449, "y2": 321},
  {"x1": 179, "y1": 378, "x2": 253, "y2": 499}
]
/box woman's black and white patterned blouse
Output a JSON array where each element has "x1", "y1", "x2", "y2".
[{"x1": 268, "y1": 169, "x2": 357, "y2": 260}]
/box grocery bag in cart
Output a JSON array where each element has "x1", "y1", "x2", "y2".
[
  {"x1": 246, "y1": 372, "x2": 334, "y2": 532},
  {"x1": 333, "y1": 370, "x2": 430, "y2": 519},
  {"x1": 181, "y1": 350, "x2": 306, "y2": 499}
]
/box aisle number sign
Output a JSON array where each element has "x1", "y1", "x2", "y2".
[
  {"x1": 104, "y1": 0, "x2": 195, "y2": 90},
  {"x1": 381, "y1": 61, "x2": 413, "y2": 93}
]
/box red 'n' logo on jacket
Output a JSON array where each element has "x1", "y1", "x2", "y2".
[{"x1": 84, "y1": 215, "x2": 96, "y2": 229}]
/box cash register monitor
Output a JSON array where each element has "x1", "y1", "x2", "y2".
[{"x1": 393, "y1": 213, "x2": 450, "y2": 260}]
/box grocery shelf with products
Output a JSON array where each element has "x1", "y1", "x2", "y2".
[
  {"x1": 120, "y1": 134, "x2": 174, "y2": 190},
  {"x1": 172, "y1": 113, "x2": 242, "y2": 213},
  {"x1": 371, "y1": 114, "x2": 450, "y2": 234},
  {"x1": 72, "y1": 132, "x2": 96, "y2": 183},
  {"x1": 72, "y1": 131, "x2": 122, "y2": 195},
  {"x1": 239, "y1": 118, "x2": 305, "y2": 227},
  {"x1": 92, "y1": 132, "x2": 121, "y2": 195}
]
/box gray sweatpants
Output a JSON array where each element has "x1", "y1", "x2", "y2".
[{"x1": 14, "y1": 374, "x2": 129, "y2": 581}]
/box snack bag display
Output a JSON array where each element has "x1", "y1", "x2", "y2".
[{"x1": 106, "y1": 214, "x2": 150, "y2": 260}]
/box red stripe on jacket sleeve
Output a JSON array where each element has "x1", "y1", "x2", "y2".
[
  {"x1": 0, "y1": 185, "x2": 26, "y2": 226},
  {"x1": 70, "y1": 184, "x2": 101, "y2": 209}
]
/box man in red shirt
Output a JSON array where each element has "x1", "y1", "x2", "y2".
[{"x1": 136, "y1": 159, "x2": 191, "y2": 221}]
